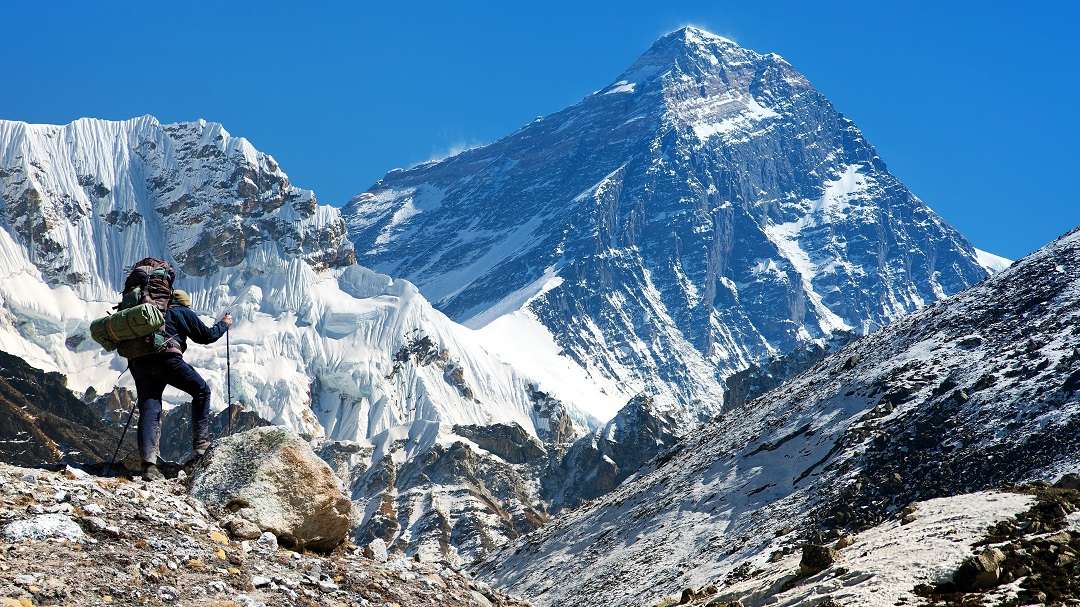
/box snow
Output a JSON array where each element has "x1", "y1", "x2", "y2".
[
  {"x1": 374, "y1": 185, "x2": 445, "y2": 247},
  {"x1": 815, "y1": 163, "x2": 869, "y2": 216},
  {"x1": 687, "y1": 93, "x2": 779, "y2": 141},
  {"x1": 604, "y1": 81, "x2": 637, "y2": 95},
  {"x1": 763, "y1": 219, "x2": 852, "y2": 334},
  {"x1": 680, "y1": 26, "x2": 737, "y2": 47},
  {"x1": 414, "y1": 215, "x2": 547, "y2": 310},
  {"x1": 475, "y1": 306, "x2": 627, "y2": 423},
  {"x1": 974, "y1": 248, "x2": 1012, "y2": 274},
  {"x1": 464, "y1": 266, "x2": 564, "y2": 329}
]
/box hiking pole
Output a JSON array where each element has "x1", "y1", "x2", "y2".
[
  {"x1": 225, "y1": 327, "x2": 233, "y2": 436},
  {"x1": 106, "y1": 367, "x2": 132, "y2": 475}
]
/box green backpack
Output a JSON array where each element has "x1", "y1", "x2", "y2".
[
  {"x1": 89, "y1": 258, "x2": 176, "y2": 358},
  {"x1": 90, "y1": 303, "x2": 165, "y2": 351}
]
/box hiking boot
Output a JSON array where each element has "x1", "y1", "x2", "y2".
[
  {"x1": 182, "y1": 448, "x2": 207, "y2": 471},
  {"x1": 142, "y1": 463, "x2": 165, "y2": 482}
]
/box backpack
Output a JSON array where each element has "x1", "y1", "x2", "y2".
[{"x1": 89, "y1": 258, "x2": 178, "y2": 358}]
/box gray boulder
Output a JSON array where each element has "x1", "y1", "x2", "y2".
[
  {"x1": 189, "y1": 427, "x2": 353, "y2": 552},
  {"x1": 3, "y1": 513, "x2": 84, "y2": 542},
  {"x1": 1054, "y1": 472, "x2": 1080, "y2": 490}
]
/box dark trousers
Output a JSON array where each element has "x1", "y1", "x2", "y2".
[{"x1": 129, "y1": 353, "x2": 212, "y2": 464}]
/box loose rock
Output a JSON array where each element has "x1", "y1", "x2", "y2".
[
  {"x1": 3, "y1": 513, "x2": 84, "y2": 542},
  {"x1": 799, "y1": 544, "x2": 838, "y2": 576}
]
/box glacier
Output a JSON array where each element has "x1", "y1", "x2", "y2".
[{"x1": 0, "y1": 115, "x2": 597, "y2": 444}]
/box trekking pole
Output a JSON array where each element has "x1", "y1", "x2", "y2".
[
  {"x1": 106, "y1": 367, "x2": 132, "y2": 475},
  {"x1": 225, "y1": 327, "x2": 233, "y2": 436}
]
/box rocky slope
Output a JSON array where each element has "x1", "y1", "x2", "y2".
[
  {"x1": 345, "y1": 26, "x2": 996, "y2": 420},
  {"x1": 0, "y1": 349, "x2": 120, "y2": 466},
  {"x1": 674, "y1": 484, "x2": 1080, "y2": 607},
  {"x1": 474, "y1": 226, "x2": 1080, "y2": 606},
  {"x1": 0, "y1": 460, "x2": 528, "y2": 607}
]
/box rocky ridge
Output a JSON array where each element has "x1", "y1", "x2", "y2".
[{"x1": 475, "y1": 227, "x2": 1080, "y2": 606}]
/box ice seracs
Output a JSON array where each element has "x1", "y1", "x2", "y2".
[{"x1": 0, "y1": 114, "x2": 595, "y2": 445}]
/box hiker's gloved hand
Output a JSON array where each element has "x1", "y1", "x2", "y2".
[{"x1": 221, "y1": 313, "x2": 233, "y2": 328}]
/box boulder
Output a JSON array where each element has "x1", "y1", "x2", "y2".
[
  {"x1": 3, "y1": 513, "x2": 84, "y2": 542},
  {"x1": 189, "y1": 427, "x2": 353, "y2": 552},
  {"x1": 834, "y1": 534, "x2": 857, "y2": 549},
  {"x1": 1054, "y1": 473, "x2": 1080, "y2": 490},
  {"x1": 363, "y1": 538, "x2": 389, "y2": 563},
  {"x1": 799, "y1": 544, "x2": 839, "y2": 576},
  {"x1": 953, "y1": 547, "x2": 1007, "y2": 591}
]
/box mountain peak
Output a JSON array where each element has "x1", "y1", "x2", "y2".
[
  {"x1": 618, "y1": 25, "x2": 757, "y2": 85},
  {"x1": 666, "y1": 25, "x2": 737, "y2": 46}
]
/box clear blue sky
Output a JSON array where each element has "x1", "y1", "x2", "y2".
[{"x1": 3, "y1": 1, "x2": 1076, "y2": 259}]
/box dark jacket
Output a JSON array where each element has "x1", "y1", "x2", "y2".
[{"x1": 163, "y1": 305, "x2": 227, "y2": 353}]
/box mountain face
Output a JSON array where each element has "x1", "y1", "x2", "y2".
[
  {"x1": 0, "y1": 116, "x2": 590, "y2": 439},
  {"x1": 344, "y1": 26, "x2": 991, "y2": 419},
  {"x1": 474, "y1": 226, "x2": 1080, "y2": 607},
  {"x1": 0, "y1": 116, "x2": 607, "y2": 563}
]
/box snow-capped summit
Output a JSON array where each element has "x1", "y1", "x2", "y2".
[
  {"x1": 344, "y1": 27, "x2": 992, "y2": 421},
  {"x1": 615, "y1": 26, "x2": 747, "y2": 84}
]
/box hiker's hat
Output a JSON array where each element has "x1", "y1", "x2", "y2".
[{"x1": 170, "y1": 289, "x2": 192, "y2": 307}]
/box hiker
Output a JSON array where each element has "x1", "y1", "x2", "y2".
[{"x1": 128, "y1": 289, "x2": 232, "y2": 480}]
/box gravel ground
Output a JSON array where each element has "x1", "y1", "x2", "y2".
[{"x1": 0, "y1": 462, "x2": 529, "y2": 607}]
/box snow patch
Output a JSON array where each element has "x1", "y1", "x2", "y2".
[
  {"x1": 475, "y1": 309, "x2": 628, "y2": 422},
  {"x1": 974, "y1": 248, "x2": 1012, "y2": 274},
  {"x1": 604, "y1": 81, "x2": 637, "y2": 95},
  {"x1": 718, "y1": 491, "x2": 1034, "y2": 607},
  {"x1": 690, "y1": 94, "x2": 779, "y2": 141},
  {"x1": 465, "y1": 266, "x2": 564, "y2": 329}
]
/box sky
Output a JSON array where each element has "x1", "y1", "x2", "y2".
[{"x1": 2, "y1": 1, "x2": 1076, "y2": 259}]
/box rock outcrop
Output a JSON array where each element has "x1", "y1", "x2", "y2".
[
  {"x1": 189, "y1": 427, "x2": 353, "y2": 552},
  {"x1": 543, "y1": 394, "x2": 684, "y2": 510}
]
